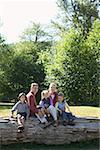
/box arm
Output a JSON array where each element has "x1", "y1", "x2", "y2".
[
  {"x1": 55, "y1": 102, "x2": 62, "y2": 114},
  {"x1": 65, "y1": 101, "x2": 72, "y2": 113},
  {"x1": 27, "y1": 95, "x2": 38, "y2": 114},
  {"x1": 11, "y1": 102, "x2": 19, "y2": 117},
  {"x1": 26, "y1": 105, "x2": 30, "y2": 119}
]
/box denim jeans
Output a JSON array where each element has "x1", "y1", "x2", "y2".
[{"x1": 61, "y1": 111, "x2": 74, "y2": 122}]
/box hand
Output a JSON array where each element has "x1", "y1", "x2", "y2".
[{"x1": 59, "y1": 110, "x2": 62, "y2": 114}]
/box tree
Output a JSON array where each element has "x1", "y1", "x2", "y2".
[
  {"x1": 20, "y1": 22, "x2": 51, "y2": 42},
  {"x1": 54, "y1": 0, "x2": 99, "y2": 37},
  {"x1": 0, "y1": 35, "x2": 14, "y2": 100},
  {"x1": 2, "y1": 41, "x2": 46, "y2": 100},
  {"x1": 45, "y1": 20, "x2": 99, "y2": 106}
]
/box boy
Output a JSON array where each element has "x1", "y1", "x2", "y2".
[
  {"x1": 27, "y1": 83, "x2": 48, "y2": 124},
  {"x1": 11, "y1": 92, "x2": 29, "y2": 132},
  {"x1": 55, "y1": 92, "x2": 75, "y2": 126}
]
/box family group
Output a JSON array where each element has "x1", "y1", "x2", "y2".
[{"x1": 11, "y1": 83, "x2": 75, "y2": 132}]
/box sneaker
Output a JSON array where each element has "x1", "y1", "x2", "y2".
[
  {"x1": 53, "y1": 121, "x2": 58, "y2": 127},
  {"x1": 17, "y1": 129, "x2": 22, "y2": 133},
  {"x1": 63, "y1": 121, "x2": 68, "y2": 126},
  {"x1": 67, "y1": 121, "x2": 75, "y2": 126},
  {"x1": 18, "y1": 125, "x2": 24, "y2": 130}
]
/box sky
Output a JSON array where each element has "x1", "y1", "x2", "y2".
[{"x1": 0, "y1": 0, "x2": 58, "y2": 43}]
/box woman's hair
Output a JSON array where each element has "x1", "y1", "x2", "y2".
[
  {"x1": 41, "y1": 90, "x2": 49, "y2": 99},
  {"x1": 49, "y1": 82, "x2": 57, "y2": 89},
  {"x1": 49, "y1": 82, "x2": 57, "y2": 93}
]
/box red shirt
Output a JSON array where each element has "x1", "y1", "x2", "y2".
[{"x1": 27, "y1": 91, "x2": 38, "y2": 115}]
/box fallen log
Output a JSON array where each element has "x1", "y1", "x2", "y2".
[{"x1": 0, "y1": 117, "x2": 99, "y2": 145}]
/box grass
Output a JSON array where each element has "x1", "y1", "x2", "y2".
[
  {"x1": 70, "y1": 106, "x2": 100, "y2": 118},
  {"x1": 0, "y1": 105, "x2": 100, "y2": 118}
]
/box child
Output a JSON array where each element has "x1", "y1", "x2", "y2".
[
  {"x1": 55, "y1": 92, "x2": 75, "y2": 126},
  {"x1": 11, "y1": 92, "x2": 29, "y2": 132},
  {"x1": 39, "y1": 90, "x2": 58, "y2": 127},
  {"x1": 48, "y1": 83, "x2": 58, "y2": 106},
  {"x1": 27, "y1": 83, "x2": 48, "y2": 124}
]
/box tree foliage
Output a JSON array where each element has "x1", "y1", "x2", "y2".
[
  {"x1": 45, "y1": 20, "x2": 99, "y2": 106},
  {"x1": 20, "y1": 22, "x2": 51, "y2": 42},
  {"x1": 55, "y1": 0, "x2": 99, "y2": 36},
  {"x1": 0, "y1": 4, "x2": 99, "y2": 107},
  {"x1": 0, "y1": 40, "x2": 46, "y2": 101}
]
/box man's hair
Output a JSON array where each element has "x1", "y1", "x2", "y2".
[{"x1": 31, "y1": 83, "x2": 38, "y2": 89}]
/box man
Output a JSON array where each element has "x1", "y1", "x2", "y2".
[{"x1": 27, "y1": 83, "x2": 47, "y2": 123}]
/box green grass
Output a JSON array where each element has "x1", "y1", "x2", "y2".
[
  {"x1": 0, "y1": 106, "x2": 100, "y2": 118},
  {"x1": 70, "y1": 106, "x2": 100, "y2": 118}
]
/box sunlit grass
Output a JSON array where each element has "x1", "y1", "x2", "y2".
[
  {"x1": 0, "y1": 106, "x2": 100, "y2": 118},
  {"x1": 70, "y1": 106, "x2": 100, "y2": 118},
  {"x1": 0, "y1": 106, "x2": 12, "y2": 118}
]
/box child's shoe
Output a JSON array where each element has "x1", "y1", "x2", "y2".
[
  {"x1": 18, "y1": 124, "x2": 24, "y2": 133},
  {"x1": 63, "y1": 121, "x2": 68, "y2": 126},
  {"x1": 53, "y1": 120, "x2": 58, "y2": 127},
  {"x1": 67, "y1": 121, "x2": 75, "y2": 126}
]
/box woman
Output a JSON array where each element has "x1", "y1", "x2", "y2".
[{"x1": 48, "y1": 82, "x2": 58, "y2": 106}]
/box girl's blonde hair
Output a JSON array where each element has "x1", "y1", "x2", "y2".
[
  {"x1": 49, "y1": 82, "x2": 57, "y2": 89},
  {"x1": 41, "y1": 90, "x2": 49, "y2": 99}
]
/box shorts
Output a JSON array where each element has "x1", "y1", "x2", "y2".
[{"x1": 17, "y1": 112, "x2": 27, "y2": 120}]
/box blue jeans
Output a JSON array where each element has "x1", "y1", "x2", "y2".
[{"x1": 61, "y1": 111, "x2": 74, "y2": 122}]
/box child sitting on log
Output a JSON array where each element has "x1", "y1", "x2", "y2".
[
  {"x1": 55, "y1": 92, "x2": 75, "y2": 126},
  {"x1": 11, "y1": 92, "x2": 29, "y2": 133},
  {"x1": 48, "y1": 82, "x2": 58, "y2": 106},
  {"x1": 39, "y1": 90, "x2": 58, "y2": 127}
]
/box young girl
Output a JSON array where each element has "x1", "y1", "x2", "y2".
[
  {"x1": 39, "y1": 90, "x2": 58, "y2": 127},
  {"x1": 11, "y1": 92, "x2": 29, "y2": 132},
  {"x1": 55, "y1": 92, "x2": 75, "y2": 126},
  {"x1": 48, "y1": 83, "x2": 58, "y2": 106}
]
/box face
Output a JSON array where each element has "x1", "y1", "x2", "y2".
[
  {"x1": 44, "y1": 92, "x2": 49, "y2": 99},
  {"x1": 58, "y1": 96, "x2": 64, "y2": 102},
  {"x1": 49, "y1": 84, "x2": 57, "y2": 93},
  {"x1": 20, "y1": 95, "x2": 26, "y2": 102},
  {"x1": 31, "y1": 86, "x2": 39, "y2": 95}
]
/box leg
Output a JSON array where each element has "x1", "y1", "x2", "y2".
[
  {"x1": 17, "y1": 114, "x2": 23, "y2": 126},
  {"x1": 21, "y1": 116, "x2": 25, "y2": 126},
  {"x1": 35, "y1": 113, "x2": 48, "y2": 124},
  {"x1": 66, "y1": 112, "x2": 75, "y2": 122},
  {"x1": 48, "y1": 105, "x2": 58, "y2": 127},
  {"x1": 17, "y1": 114, "x2": 24, "y2": 133},
  {"x1": 48, "y1": 105, "x2": 57, "y2": 121}
]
